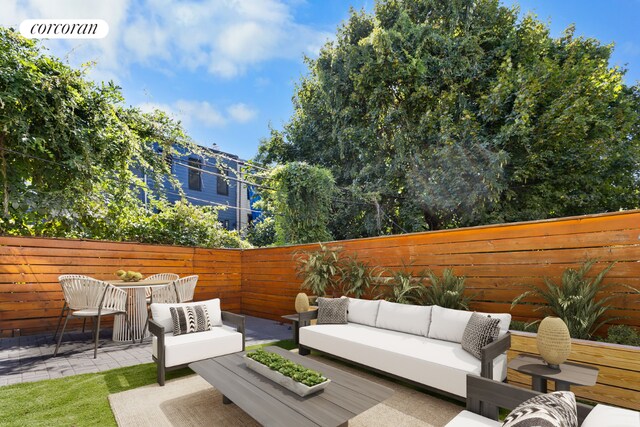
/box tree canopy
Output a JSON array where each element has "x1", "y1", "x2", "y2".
[
  {"x1": 257, "y1": 0, "x2": 640, "y2": 239},
  {"x1": 0, "y1": 27, "x2": 247, "y2": 248}
]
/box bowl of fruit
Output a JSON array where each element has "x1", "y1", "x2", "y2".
[{"x1": 115, "y1": 270, "x2": 144, "y2": 282}]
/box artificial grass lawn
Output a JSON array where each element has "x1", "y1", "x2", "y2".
[{"x1": 0, "y1": 339, "x2": 294, "y2": 427}]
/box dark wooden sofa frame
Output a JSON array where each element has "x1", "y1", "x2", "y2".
[
  {"x1": 149, "y1": 311, "x2": 245, "y2": 386},
  {"x1": 296, "y1": 310, "x2": 511, "y2": 401},
  {"x1": 466, "y1": 374, "x2": 593, "y2": 423}
]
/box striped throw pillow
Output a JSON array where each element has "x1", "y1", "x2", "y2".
[{"x1": 169, "y1": 305, "x2": 212, "y2": 335}]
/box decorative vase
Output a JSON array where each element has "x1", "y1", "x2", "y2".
[
  {"x1": 295, "y1": 293, "x2": 310, "y2": 313},
  {"x1": 537, "y1": 316, "x2": 571, "y2": 369}
]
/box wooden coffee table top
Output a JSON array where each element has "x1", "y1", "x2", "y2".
[{"x1": 190, "y1": 346, "x2": 393, "y2": 427}]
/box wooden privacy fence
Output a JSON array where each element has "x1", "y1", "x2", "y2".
[
  {"x1": 0, "y1": 237, "x2": 241, "y2": 336},
  {"x1": 241, "y1": 210, "x2": 640, "y2": 326}
]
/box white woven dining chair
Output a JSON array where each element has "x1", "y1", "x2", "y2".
[
  {"x1": 54, "y1": 276, "x2": 132, "y2": 358},
  {"x1": 174, "y1": 275, "x2": 198, "y2": 303},
  {"x1": 54, "y1": 274, "x2": 95, "y2": 341},
  {"x1": 143, "y1": 273, "x2": 180, "y2": 302}
]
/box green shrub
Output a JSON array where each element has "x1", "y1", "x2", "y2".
[
  {"x1": 338, "y1": 256, "x2": 387, "y2": 298},
  {"x1": 245, "y1": 216, "x2": 276, "y2": 247},
  {"x1": 509, "y1": 320, "x2": 539, "y2": 333},
  {"x1": 295, "y1": 243, "x2": 344, "y2": 297},
  {"x1": 384, "y1": 268, "x2": 426, "y2": 304},
  {"x1": 601, "y1": 325, "x2": 640, "y2": 347},
  {"x1": 511, "y1": 259, "x2": 635, "y2": 340},
  {"x1": 423, "y1": 268, "x2": 471, "y2": 310},
  {"x1": 246, "y1": 349, "x2": 327, "y2": 386}
]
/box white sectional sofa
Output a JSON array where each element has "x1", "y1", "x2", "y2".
[{"x1": 298, "y1": 298, "x2": 512, "y2": 399}]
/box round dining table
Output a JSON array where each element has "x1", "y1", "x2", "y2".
[{"x1": 107, "y1": 279, "x2": 173, "y2": 342}]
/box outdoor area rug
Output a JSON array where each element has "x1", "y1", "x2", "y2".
[{"x1": 109, "y1": 355, "x2": 463, "y2": 426}]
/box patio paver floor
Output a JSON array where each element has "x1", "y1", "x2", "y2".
[{"x1": 0, "y1": 315, "x2": 292, "y2": 386}]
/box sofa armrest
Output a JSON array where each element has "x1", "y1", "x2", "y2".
[
  {"x1": 480, "y1": 332, "x2": 511, "y2": 379},
  {"x1": 149, "y1": 319, "x2": 165, "y2": 369},
  {"x1": 222, "y1": 311, "x2": 245, "y2": 350},
  {"x1": 298, "y1": 309, "x2": 318, "y2": 327},
  {"x1": 466, "y1": 374, "x2": 593, "y2": 422}
]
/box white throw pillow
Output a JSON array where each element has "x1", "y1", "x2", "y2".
[
  {"x1": 151, "y1": 298, "x2": 222, "y2": 332},
  {"x1": 375, "y1": 300, "x2": 432, "y2": 336},
  {"x1": 428, "y1": 306, "x2": 474, "y2": 343},
  {"x1": 428, "y1": 306, "x2": 512, "y2": 343},
  {"x1": 345, "y1": 297, "x2": 380, "y2": 326}
]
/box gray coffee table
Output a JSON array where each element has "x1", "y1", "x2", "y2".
[{"x1": 190, "y1": 346, "x2": 393, "y2": 427}]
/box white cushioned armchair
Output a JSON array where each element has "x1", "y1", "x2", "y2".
[{"x1": 148, "y1": 298, "x2": 245, "y2": 386}]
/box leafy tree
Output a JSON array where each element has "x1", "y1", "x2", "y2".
[
  {"x1": 258, "y1": 0, "x2": 640, "y2": 239},
  {"x1": 266, "y1": 162, "x2": 336, "y2": 244},
  {"x1": 0, "y1": 27, "x2": 247, "y2": 249}
]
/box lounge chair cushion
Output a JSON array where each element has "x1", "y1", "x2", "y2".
[
  {"x1": 375, "y1": 300, "x2": 432, "y2": 337},
  {"x1": 345, "y1": 297, "x2": 380, "y2": 326},
  {"x1": 299, "y1": 323, "x2": 507, "y2": 397},
  {"x1": 443, "y1": 410, "x2": 501, "y2": 427},
  {"x1": 581, "y1": 404, "x2": 640, "y2": 427},
  {"x1": 153, "y1": 325, "x2": 242, "y2": 367},
  {"x1": 151, "y1": 298, "x2": 222, "y2": 332}
]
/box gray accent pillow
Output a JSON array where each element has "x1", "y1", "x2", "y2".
[
  {"x1": 461, "y1": 312, "x2": 500, "y2": 359},
  {"x1": 317, "y1": 297, "x2": 349, "y2": 324},
  {"x1": 169, "y1": 305, "x2": 211, "y2": 335},
  {"x1": 502, "y1": 391, "x2": 578, "y2": 427}
]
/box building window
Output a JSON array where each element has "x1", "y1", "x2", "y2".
[
  {"x1": 217, "y1": 168, "x2": 229, "y2": 195},
  {"x1": 223, "y1": 219, "x2": 230, "y2": 229},
  {"x1": 188, "y1": 158, "x2": 202, "y2": 191}
]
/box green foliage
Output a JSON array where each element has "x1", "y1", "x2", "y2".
[
  {"x1": 338, "y1": 256, "x2": 387, "y2": 298},
  {"x1": 384, "y1": 268, "x2": 426, "y2": 304},
  {"x1": 511, "y1": 260, "x2": 633, "y2": 339},
  {"x1": 601, "y1": 325, "x2": 640, "y2": 347},
  {"x1": 295, "y1": 243, "x2": 344, "y2": 296},
  {"x1": 265, "y1": 162, "x2": 336, "y2": 245},
  {"x1": 0, "y1": 28, "x2": 247, "y2": 249},
  {"x1": 245, "y1": 216, "x2": 277, "y2": 247},
  {"x1": 424, "y1": 269, "x2": 471, "y2": 310},
  {"x1": 246, "y1": 349, "x2": 327, "y2": 387},
  {"x1": 509, "y1": 320, "x2": 539, "y2": 333},
  {"x1": 257, "y1": 0, "x2": 640, "y2": 239}
]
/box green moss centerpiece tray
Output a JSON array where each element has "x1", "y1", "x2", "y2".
[{"x1": 244, "y1": 349, "x2": 330, "y2": 397}]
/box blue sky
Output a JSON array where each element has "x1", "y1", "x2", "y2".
[{"x1": 2, "y1": 1, "x2": 639, "y2": 160}]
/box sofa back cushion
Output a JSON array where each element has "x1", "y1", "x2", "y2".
[
  {"x1": 375, "y1": 300, "x2": 432, "y2": 336},
  {"x1": 345, "y1": 297, "x2": 380, "y2": 326},
  {"x1": 151, "y1": 298, "x2": 222, "y2": 332},
  {"x1": 428, "y1": 306, "x2": 511, "y2": 343}
]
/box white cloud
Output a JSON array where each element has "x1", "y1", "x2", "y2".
[
  {"x1": 1, "y1": 0, "x2": 331, "y2": 81},
  {"x1": 227, "y1": 103, "x2": 257, "y2": 123},
  {"x1": 139, "y1": 99, "x2": 258, "y2": 128}
]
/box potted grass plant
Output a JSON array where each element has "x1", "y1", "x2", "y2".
[{"x1": 244, "y1": 349, "x2": 330, "y2": 397}]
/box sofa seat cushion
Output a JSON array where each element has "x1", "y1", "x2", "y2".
[
  {"x1": 299, "y1": 323, "x2": 507, "y2": 397},
  {"x1": 581, "y1": 404, "x2": 640, "y2": 427},
  {"x1": 152, "y1": 325, "x2": 242, "y2": 368},
  {"x1": 444, "y1": 411, "x2": 501, "y2": 427}
]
